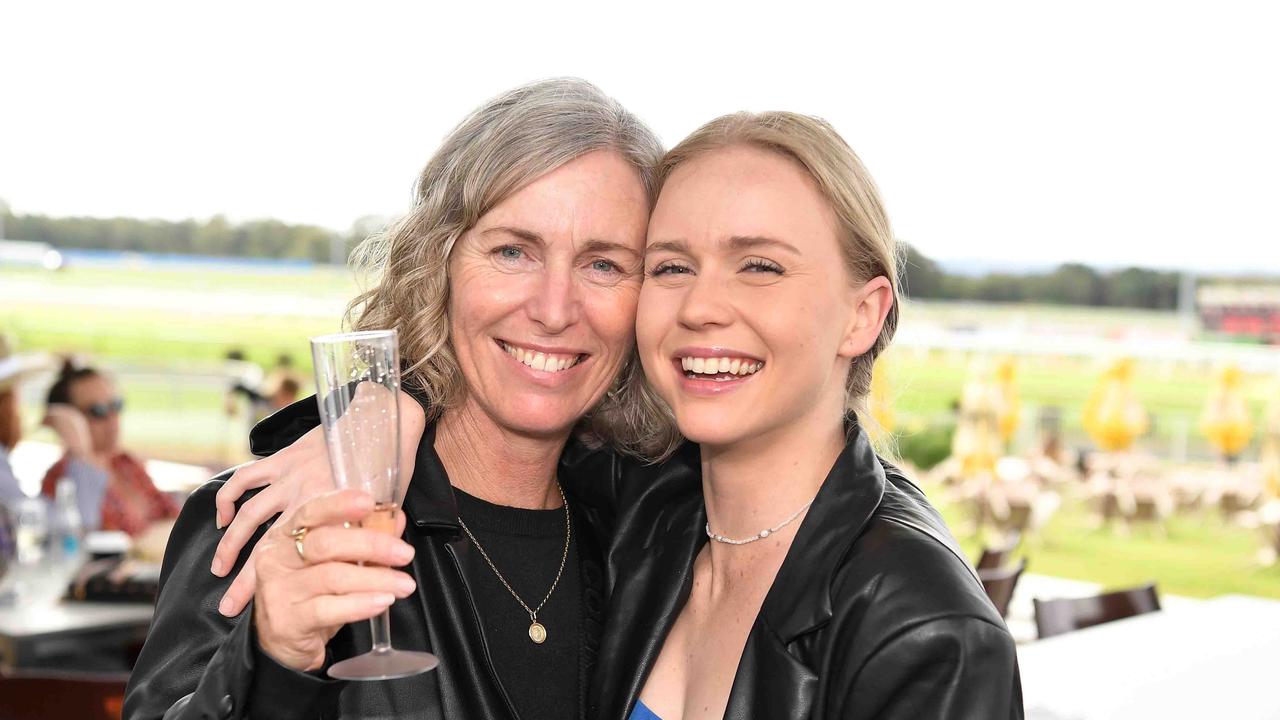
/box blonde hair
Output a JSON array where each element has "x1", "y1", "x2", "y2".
[
  {"x1": 346, "y1": 78, "x2": 678, "y2": 456},
  {"x1": 656, "y1": 112, "x2": 901, "y2": 420}
]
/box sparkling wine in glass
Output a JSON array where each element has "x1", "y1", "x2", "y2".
[{"x1": 310, "y1": 329, "x2": 438, "y2": 680}]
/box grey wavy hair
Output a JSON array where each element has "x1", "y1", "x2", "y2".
[{"x1": 346, "y1": 77, "x2": 680, "y2": 458}]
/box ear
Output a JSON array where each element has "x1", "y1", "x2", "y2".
[{"x1": 838, "y1": 276, "x2": 894, "y2": 360}]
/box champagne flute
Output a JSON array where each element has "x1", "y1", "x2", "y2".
[{"x1": 310, "y1": 329, "x2": 438, "y2": 680}]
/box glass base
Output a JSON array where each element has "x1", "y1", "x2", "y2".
[{"x1": 328, "y1": 648, "x2": 439, "y2": 681}]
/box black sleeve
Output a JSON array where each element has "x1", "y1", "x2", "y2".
[
  {"x1": 837, "y1": 616, "x2": 1024, "y2": 720},
  {"x1": 123, "y1": 479, "x2": 344, "y2": 720},
  {"x1": 250, "y1": 396, "x2": 323, "y2": 457},
  {"x1": 249, "y1": 383, "x2": 434, "y2": 457}
]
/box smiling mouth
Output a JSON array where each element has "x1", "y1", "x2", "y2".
[
  {"x1": 497, "y1": 340, "x2": 588, "y2": 373},
  {"x1": 675, "y1": 355, "x2": 764, "y2": 382}
]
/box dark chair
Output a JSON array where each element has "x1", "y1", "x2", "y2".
[
  {"x1": 0, "y1": 669, "x2": 129, "y2": 720},
  {"x1": 1033, "y1": 582, "x2": 1161, "y2": 639},
  {"x1": 975, "y1": 532, "x2": 1021, "y2": 571},
  {"x1": 978, "y1": 557, "x2": 1026, "y2": 619}
]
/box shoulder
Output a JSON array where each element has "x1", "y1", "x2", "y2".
[
  {"x1": 160, "y1": 471, "x2": 271, "y2": 583},
  {"x1": 832, "y1": 464, "x2": 1003, "y2": 640}
]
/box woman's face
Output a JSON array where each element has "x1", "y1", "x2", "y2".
[
  {"x1": 637, "y1": 144, "x2": 887, "y2": 448},
  {"x1": 448, "y1": 150, "x2": 649, "y2": 439},
  {"x1": 69, "y1": 374, "x2": 122, "y2": 454}
]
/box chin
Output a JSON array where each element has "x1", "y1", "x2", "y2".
[
  {"x1": 670, "y1": 408, "x2": 757, "y2": 448},
  {"x1": 492, "y1": 395, "x2": 590, "y2": 438}
]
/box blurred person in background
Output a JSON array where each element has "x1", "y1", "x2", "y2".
[
  {"x1": 261, "y1": 355, "x2": 303, "y2": 412},
  {"x1": 264, "y1": 373, "x2": 302, "y2": 412},
  {"x1": 1, "y1": 339, "x2": 109, "y2": 520},
  {"x1": 40, "y1": 359, "x2": 178, "y2": 537},
  {"x1": 223, "y1": 352, "x2": 301, "y2": 423}
]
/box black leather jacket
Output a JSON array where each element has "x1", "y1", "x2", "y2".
[
  {"x1": 123, "y1": 413, "x2": 611, "y2": 720},
  {"x1": 126, "y1": 400, "x2": 1021, "y2": 719},
  {"x1": 587, "y1": 426, "x2": 1023, "y2": 719}
]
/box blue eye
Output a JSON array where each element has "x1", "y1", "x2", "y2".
[
  {"x1": 497, "y1": 246, "x2": 523, "y2": 260},
  {"x1": 591, "y1": 259, "x2": 621, "y2": 273}
]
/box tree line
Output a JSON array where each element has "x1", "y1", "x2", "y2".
[
  {"x1": 2, "y1": 210, "x2": 369, "y2": 264},
  {"x1": 899, "y1": 245, "x2": 1186, "y2": 310},
  {"x1": 4, "y1": 208, "x2": 1193, "y2": 310}
]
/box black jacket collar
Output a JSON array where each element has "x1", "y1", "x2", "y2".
[
  {"x1": 760, "y1": 426, "x2": 886, "y2": 644},
  {"x1": 402, "y1": 421, "x2": 463, "y2": 533}
]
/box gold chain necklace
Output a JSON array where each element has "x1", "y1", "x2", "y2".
[{"x1": 457, "y1": 483, "x2": 571, "y2": 644}]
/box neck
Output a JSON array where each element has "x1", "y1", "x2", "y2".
[
  {"x1": 700, "y1": 406, "x2": 847, "y2": 580},
  {"x1": 434, "y1": 399, "x2": 568, "y2": 510}
]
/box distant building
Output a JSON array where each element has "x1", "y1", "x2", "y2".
[{"x1": 1198, "y1": 284, "x2": 1280, "y2": 343}]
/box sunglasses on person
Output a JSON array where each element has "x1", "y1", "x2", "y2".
[{"x1": 81, "y1": 398, "x2": 125, "y2": 419}]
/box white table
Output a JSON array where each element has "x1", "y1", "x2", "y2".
[
  {"x1": 0, "y1": 601, "x2": 153, "y2": 672},
  {"x1": 1017, "y1": 595, "x2": 1280, "y2": 719}
]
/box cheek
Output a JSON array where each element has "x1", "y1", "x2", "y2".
[
  {"x1": 634, "y1": 285, "x2": 672, "y2": 359},
  {"x1": 448, "y1": 264, "x2": 532, "y2": 337},
  {"x1": 586, "y1": 285, "x2": 640, "y2": 348}
]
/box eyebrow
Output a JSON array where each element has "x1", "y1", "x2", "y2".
[
  {"x1": 577, "y1": 239, "x2": 641, "y2": 261},
  {"x1": 726, "y1": 235, "x2": 802, "y2": 256},
  {"x1": 645, "y1": 235, "x2": 801, "y2": 258},
  {"x1": 482, "y1": 226, "x2": 543, "y2": 244}
]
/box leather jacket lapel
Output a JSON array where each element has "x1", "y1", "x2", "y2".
[{"x1": 758, "y1": 426, "x2": 885, "y2": 645}]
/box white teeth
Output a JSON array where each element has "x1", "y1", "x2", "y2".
[
  {"x1": 678, "y1": 356, "x2": 763, "y2": 377},
  {"x1": 501, "y1": 342, "x2": 580, "y2": 373}
]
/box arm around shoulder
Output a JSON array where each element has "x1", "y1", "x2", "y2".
[{"x1": 124, "y1": 478, "x2": 342, "y2": 719}]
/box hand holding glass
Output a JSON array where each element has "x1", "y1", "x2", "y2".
[{"x1": 310, "y1": 329, "x2": 437, "y2": 680}]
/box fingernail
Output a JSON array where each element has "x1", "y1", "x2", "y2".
[
  {"x1": 218, "y1": 596, "x2": 234, "y2": 616},
  {"x1": 215, "y1": 511, "x2": 225, "y2": 530},
  {"x1": 210, "y1": 557, "x2": 225, "y2": 576},
  {"x1": 393, "y1": 543, "x2": 415, "y2": 565},
  {"x1": 374, "y1": 593, "x2": 396, "y2": 608},
  {"x1": 394, "y1": 575, "x2": 417, "y2": 596}
]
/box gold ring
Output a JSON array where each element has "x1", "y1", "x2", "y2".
[{"x1": 290, "y1": 526, "x2": 310, "y2": 563}]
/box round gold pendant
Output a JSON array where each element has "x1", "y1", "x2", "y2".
[{"x1": 528, "y1": 622, "x2": 547, "y2": 644}]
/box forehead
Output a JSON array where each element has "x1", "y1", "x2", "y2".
[
  {"x1": 70, "y1": 374, "x2": 113, "y2": 402},
  {"x1": 648, "y1": 144, "x2": 838, "y2": 250},
  {"x1": 476, "y1": 149, "x2": 650, "y2": 247}
]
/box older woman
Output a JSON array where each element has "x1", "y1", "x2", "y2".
[
  {"x1": 123, "y1": 78, "x2": 673, "y2": 720},
  {"x1": 207, "y1": 110, "x2": 1022, "y2": 717}
]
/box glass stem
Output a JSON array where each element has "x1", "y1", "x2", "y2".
[{"x1": 369, "y1": 608, "x2": 393, "y2": 653}]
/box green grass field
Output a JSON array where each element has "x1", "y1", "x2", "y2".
[
  {"x1": 927, "y1": 480, "x2": 1280, "y2": 600},
  {"x1": 7, "y1": 264, "x2": 1280, "y2": 599}
]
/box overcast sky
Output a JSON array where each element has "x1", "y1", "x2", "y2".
[{"x1": 2, "y1": 1, "x2": 1277, "y2": 273}]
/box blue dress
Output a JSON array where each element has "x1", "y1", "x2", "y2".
[{"x1": 629, "y1": 700, "x2": 663, "y2": 720}]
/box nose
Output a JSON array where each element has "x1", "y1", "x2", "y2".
[
  {"x1": 526, "y1": 262, "x2": 581, "y2": 334},
  {"x1": 676, "y1": 273, "x2": 733, "y2": 330}
]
